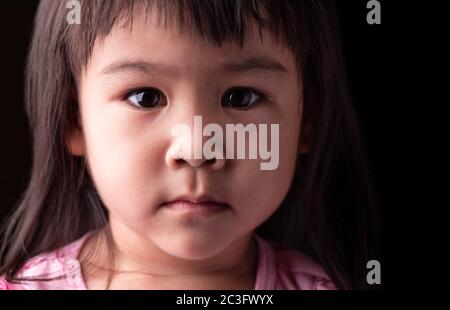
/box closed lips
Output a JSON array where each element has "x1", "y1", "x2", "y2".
[{"x1": 160, "y1": 199, "x2": 230, "y2": 211}]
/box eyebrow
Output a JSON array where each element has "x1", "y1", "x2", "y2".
[{"x1": 98, "y1": 56, "x2": 290, "y2": 78}]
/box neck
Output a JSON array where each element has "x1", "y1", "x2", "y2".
[{"x1": 80, "y1": 221, "x2": 258, "y2": 289}]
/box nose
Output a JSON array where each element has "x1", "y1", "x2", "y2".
[
  {"x1": 165, "y1": 127, "x2": 226, "y2": 170},
  {"x1": 166, "y1": 155, "x2": 225, "y2": 170}
]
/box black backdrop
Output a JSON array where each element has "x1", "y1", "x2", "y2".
[{"x1": 0, "y1": 0, "x2": 442, "y2": 289}]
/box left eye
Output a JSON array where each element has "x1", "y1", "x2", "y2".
[
  {"x1": 221, "y1": 87, "x2": 264, "y2": 109},
  {"x1": 124, "y1": 88, "x2": 167, "y2": 109}
]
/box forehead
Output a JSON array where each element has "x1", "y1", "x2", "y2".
[{"x1": 85, "y1": 8, "x2": 296, "y2": 78}]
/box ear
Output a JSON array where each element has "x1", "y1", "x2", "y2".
[
  {"x1": 66, "y1": 127, "x2": 85, "y2": 156},
  {"x1": 298, "y1": 122, "x2": 312, "y2": 154},
  {"x1": 66, "y1": 86, "x2": 85, "y2": 156}
]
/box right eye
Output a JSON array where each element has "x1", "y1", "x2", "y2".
[{"x1": 124, "y1": 88, "x2": 167, "y2": 109}]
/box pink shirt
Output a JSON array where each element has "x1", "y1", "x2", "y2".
[{"x1": 0, "y1": 233, "x2": 336, "y2": 290}]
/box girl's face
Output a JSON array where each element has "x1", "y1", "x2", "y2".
[{"x1": 71, "y1": 11, "x2": 304, "y2": 260}]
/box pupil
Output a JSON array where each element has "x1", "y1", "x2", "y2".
[
  {"x1": 140, "y1": 90, "x2": 158, "y2": 108},
  {"x1": 229, "y1": 89, "x2": 250, "y2": 108}
]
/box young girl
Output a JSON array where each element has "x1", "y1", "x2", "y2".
[{"x1": 0, "y1": 0, "x2": 378, "y2": 290}]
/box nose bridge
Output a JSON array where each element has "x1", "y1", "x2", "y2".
[
  {"x1": 169, "y1": 84, "x2": 218, "y2": 146},
  {"x1": 167, "y1": 78, "x2": 213, "y2": 118},
  {"x1": 164, "y1": 84, "x2": 226, "y2": 170},
  {"x1": 176, "y1": 80, "x2": 217, "y2": 117}
]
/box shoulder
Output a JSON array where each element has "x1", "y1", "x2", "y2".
[
  {"x1": 0, "y1": 233, "x2": 91, "y2": 290},
  {"x1": 254, "y1": 235, "x2": 337, "y2": 290}
]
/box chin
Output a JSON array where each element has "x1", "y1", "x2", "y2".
[{"x1": 155, "y1": 232, "x2": 229, "y2": 260}]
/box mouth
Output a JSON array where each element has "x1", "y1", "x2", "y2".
[{"x1": 159, "y1": 195, "x2": 230, "y2": 213}]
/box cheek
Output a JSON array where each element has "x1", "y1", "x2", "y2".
[
  {"x1": 82, "y1": 105, "x2": 166, "y2": 216},
  {"x1": 231, "y1": 112, "x2": 300, "y2": 229}
]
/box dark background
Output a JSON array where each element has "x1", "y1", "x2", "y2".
[{"x1": 0, "y1": 1, "x2": 443, "y2": 288}]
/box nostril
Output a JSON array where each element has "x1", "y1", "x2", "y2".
[
  {"x1": 174, "y1": 158, "x2": 185, "y2": 165},
  {"x1": 206, "y1": 158, "x2": 216, "y2": 165},
  {"x1": 172, "y1": 157, "x2": 219, "y2": 168}
]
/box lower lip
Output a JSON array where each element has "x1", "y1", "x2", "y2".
[{"x1": 161, "y1": 201, "x2": 229, "y2": 214}]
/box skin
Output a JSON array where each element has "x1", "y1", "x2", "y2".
[{"x1": 68, "y1": 9, "x2": 307, "y2": 289}]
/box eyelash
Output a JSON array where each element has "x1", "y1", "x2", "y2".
[{"x1": 121, "y1": 86, "x2": 268, "y2": 110}]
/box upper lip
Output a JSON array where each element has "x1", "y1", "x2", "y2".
[{"x1": 161, "y1": 195, "x2": 228, "y2": 206}]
